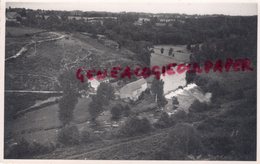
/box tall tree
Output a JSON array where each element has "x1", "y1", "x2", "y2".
[
  {"x1": 58, "y1": 92, "x2": 78, "y2": 126},
  {"x1": 151, "y1": 79, "x2": 167, "y2": 108},
  {"x1": 58, "y1": 69, "x2": 88, "y2": 126},
  {"x1": 88, "y1": 95, "x2": 104, "y2": 122},
  {"x1": 88, "y1": 82, "x2": 115, "y2": 121},
  {"x1": 160, "y1": 48, "x2": 164, "y2": 54},
  {"x1": 168, "y1": 48, "x2": 173, "y2": 56},
  {"x1": 96, "y1": 82, "x2": 115, "y2": 106},
  {"x1": 172, "y1": 96, "x2": 179, "y2": 110}
]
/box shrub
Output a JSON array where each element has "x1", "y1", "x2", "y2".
[
  {"x1": 119, "y1": 116, "x2": 151, "y2": 136},
  {"x1": 111, "y1": 104, "x2": 123, "y2": 120},
  {"x1": 204, "y1": 134, "x2": 234, "y2": 156},
  {"x1": 57, "y1": 125, "x2": 80, "y2": 145},
  {"x1": 186, "y1": 72, "x2": 196, "y2": 84},
  {"x1": 166, "y1": 123, "x2": 203, "y2": 159},
  {"x1": 189, "y1": 100, "x2": 209, "y2": 113},
  {"x1": 123, "y1": 105, "x2": 131, "y2": 116},
  {"x1": 154, "y1": 112, "x2": 172, "y2": 128},
  {"x1": 5, "y1": 138, "x2": 30, "y2": 159},
  {"x1": 80, "y1": 130, "x2": 102, "y2": 143},
  {"x1": 152, "y1": 144, "x2": 171, "y2": 160},
  {"x1": 171, "y1": 110, "x2": 187, "y2": 122},
  {"x1": 229, "y1": 88, "x2": 245, "y2": 100},
  {"x1": 172, "y1": 96, "x2": 179, "y2": 110},
  {"x1": 111, "y1": 104, "x2": 132, "y2": 120},
  {"x1": 30, "y1": 141, "x2": 53, "y2": 155},
  {"x1": 207, "y1": 80, "x2": 228, "y2": 100},
  {"x1": 80, "y1": 130, "x2": 91, "y2": 143},
  {"x1": 5, "y1": 138, "x2": 53, "y2": 159},
  {"x1": 194, "y1": 76, "x2": 228, "y2": 100}
]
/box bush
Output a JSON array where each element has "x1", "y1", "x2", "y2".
[
  {"x1": 5, "y1": 138, "x2": 53, "y2": 159},
  {"x1": 119, "y1": 116, "x2": 151, "y2": 137},
  {"x1": 80, "y1": 130, "x2": 91, "y2": 143},
  {"x1": 111, "y1": 104, "x2": 132, "y2": 120},
  {"x1": 189, "y1": 100, "x2": 209, "y2": 113},
  {"x1": 154, "y1": 112, "x2": 172, "y2": 128},
  {"x1": 207, "y1": 81, "x2": 228, "y2": 100},
  {"x1": 186, "y1": 72, "x2": 196, "y2": 84},
  {"x1": 172, "y1": 96, "x2": 179, "y2": 110},
  {"x1": 195, "y1": 76, "x2": 228, "y2": 100},
  {"x1": 204, "y1": 134, "x2": 234, "y2": 156},
  {"x1": 58, "y1": 125, "x2": 80, "y2": 145},
  {"x1": 123, "y1": 105, "x2": 131, "y2": 116},
  {"x1": 171, "y1": 110, "x2": 187, "y2": 122},
  {"x1": 154, "y1": 123, "x2": 204, "y2": 160},
  {"x1": 110, "y1": 104, "x2": 123, "y2": 120},
  {"x1": 229, "y1": 89, "x2": 245, "y2": 100}
]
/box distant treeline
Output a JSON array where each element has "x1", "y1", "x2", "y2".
[{"x1": 7, "y1": 8, "x2": 257, "y2": 65}]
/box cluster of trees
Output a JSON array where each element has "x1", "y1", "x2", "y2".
[
  {"x1": 57, "y1": 69, "x2": 88, "y2": 146},
  {"x1": 8, "y1": 8, "x2": 256, "y2": 67},
  {"x1": 153, "y1": 123, "x2": 203, "y2": 160},
  {"x1": 191, "y1": 35, "x2": 257, "y2": 64},
  {"x1": 88, "y1": 83, "x2": 115, "y2": 122},
  {"x1": 119, "y1": 116, "x2": 151, "y2": 137},
  {"x1": 5, "y1": 138, "x2": 54, "y2": 159}
]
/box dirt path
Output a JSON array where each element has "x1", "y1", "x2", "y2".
[
  {"x1": 5, "y1": 32, "x2": 65, "y2": 61},
  {"x1": 62, "y1": 130, "x2": 167, "y2": 159}
]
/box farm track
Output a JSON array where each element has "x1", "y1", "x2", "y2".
[
  {"x1": 36, "y1": 127, "x2": 171, "y2": 159},
  {"x1": 66, "y1": 127, "x2": 172, "y2": 159},
  {"x1": 5, "y1": 32, "x2": 65, "y2": 61}
]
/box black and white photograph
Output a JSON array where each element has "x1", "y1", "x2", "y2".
[{"x1": 2, "y1": 0, "x2": 258, "y2": 161}]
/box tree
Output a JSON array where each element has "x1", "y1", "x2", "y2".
[
  {"x1": 168, "y1": 48, "x2": 173, "y2": 56},
  {"x1": 160, "y1": 48, "x2": 164, "y2": 54},
  {"x1": 58, "y1": 69, "x2": 88, "y2": 95},
  {"x1": 119, "y1": 116, "x2": 151, "y2": 136},
  {"x1": 57, "y1": 125, "x2": 80, "y2": 145},
  {"x1": 172, "y1": 96, "x2": 179, "y2": 110},
  {"x1": 186, "y1": 71, "x2": 196, "y2": 84},
  {"x1": 111, "y1": 104, "x2": 123, "y2": 120},
  {"x1": 58, "y1": 93, "x2": 78, "y2": 126},
  {"x1": 96, "y1": 82, "x2": 115, "y2": 106},
  {"x1": 134, "y1": 41, "x2": 152, "y2": 67},
  {"x1": 189, "y1": 100, "x2": 209, "y2": 113},
  {"x1": 186, "y1": 43, "x2": 191, "y2": 50},
  {"x1": 88, "y1": 83, "x2": 115, "y2": 121},
  {"x1": 58, "y1": 69, "x2": 88, "y2": 126},
  {"x1": 154, "y1": 123, "x2": 203, "y2": 160},
  {"x1": 151, "y1": 79, "x2": 167, "y2": 108},
  {"x1": 88, "y1": 95, "x2": 104, "y2": 122},
  {"x1": 123, "y1": 105, "x2": 131, "y2": 116},
  {"x1": 154, "y1": 112, "x2": 172, "y2": 128},
  {"x1": 45, "y1": 14, "x2": 61, "y2": 29}
]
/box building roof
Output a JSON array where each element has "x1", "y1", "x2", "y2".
[{"x1": 120, "y1": 78, "x2": 147, "y2": 93}]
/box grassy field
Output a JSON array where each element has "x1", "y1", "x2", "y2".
[
  {"x1": 5, "y1": 26, "x2": 142, "y2": 148},
  {"x1": 6, "y1": 27, "x2": 46, "y2": 37},
  {"x1": 151, "y1": 45, "x2": 191, "y2": 67},
  {"x1": 5, "y1": 27, "x2": 47, "y2": 58},
  {"x1": 6, "y1": 98, "x2": 92, "y2": 144}
]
